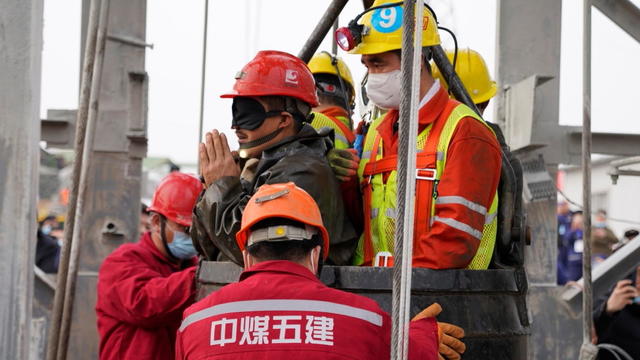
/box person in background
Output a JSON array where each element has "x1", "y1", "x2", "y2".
[
  {"x1": 36, "y1": 216, "x2": 60, "y2": 273},
  {"x1": 591, "y1": 209, "x2": 618, "y2": 264},
  {"x1": 96, "y1": 172, "x2": 202, "y2": 360},
  {"x1": 39, "y1": 215, "x2": 58, "y2": 237},
  {"x1": 558, "y1": 211, "x2": 584, "y2": 284},
  {"x1": 139, "y1": 202, "x2": 151, "y2": 235},
  {"x1": 593, "y1": 265, "x2": 640, "y2": 360},
  {"x1": 557, "y1": 200, "x2": 572, "y2": 248}
]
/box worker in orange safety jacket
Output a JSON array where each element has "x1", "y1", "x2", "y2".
[
  {"x1": 96, "y1": 172, "x2": 202, "y2": 360},
  {"x1": 331, "y1": 0, "x2": 502, "y2": 269},
  {"x1": 308, "y1": 51, "x2": 356, "y2": 150},
  {"x1": 176, "y1": 182, "x2": 466, "y2": 359}
]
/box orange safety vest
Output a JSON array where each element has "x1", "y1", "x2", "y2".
[{"x1": 357, "y1": 99, "x2": 498, "y2": 269}]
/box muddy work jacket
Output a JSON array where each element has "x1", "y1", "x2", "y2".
[
  {"x1": 192, "y1": 124, "x2": 357, "y2": 266},
  {"x1": 95, "y1": 232, "x2": 196, "y2": 360},
  {"x1": 310, "y1": 107, "x2": 355, "y2": 150},
  {"x1": 355, "y1": 85, "x2": 501, "y2": 269},
  {"x1": 176, "y1": 260, "x2": 439, "y2": 360}
]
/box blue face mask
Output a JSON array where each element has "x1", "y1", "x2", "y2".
[
  {"x1": 41, "y1": 225, "x2": 52, "y2": 235},
  {"x1": 167, "y1": 231, "x2": 198, "y2": 260}
]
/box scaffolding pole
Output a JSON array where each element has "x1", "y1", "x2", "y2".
[
  {"x1": 197, "y1": 0, "x2": 209, "y2": 170},
  {"x1": 392, "y1": 1, "x2": 423, "y2": 359},
  {"x1": 579, "y1": 0, "x2": 598, "y2": 359},
  {"x1": 298, "y1": 0, "x2": 348, "y2": 63},
  {"x1": 45, "y1": 0, "x2": 102, "y2": 358}
]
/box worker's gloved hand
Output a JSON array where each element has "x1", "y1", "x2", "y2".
[
  {"x1": 437, "y1": 322, "x2": 466, "y2": 360},
  {"x1": 412, "y1": 303, "x2": 466, "y2": 360},
  {"x1": 327, "y1": 148, "x2": 360, "y2": 182}
]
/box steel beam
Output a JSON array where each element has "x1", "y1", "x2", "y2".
[
  {"x1": 593, "y1": 0, "x2": 640, "y2": 44},
  {"x1": 298, "y1": 0, "x2": 348, "y2": 63},
  {"x1": 496, "y1": 0, "x2": 564, "y2": 165},
  {"x1": 568, "y1": 132, "x2": 640, "y2": 159},
  {"x1": 496, "y1": 1, "x2": 574, "y2": 359},
  {"x1": 0, "y1": 0, "x2": 43, "y2": 358}
]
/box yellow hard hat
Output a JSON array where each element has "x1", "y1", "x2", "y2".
[
  {"x1": 308, "y1": 52, "x2": 355, "y2": 103},
  {"x1": 431, "y1": 48, "x2": 497, "y2": 104},
  {"x1": 338, "y1": 0, "x2": 440, "y2": 55}
]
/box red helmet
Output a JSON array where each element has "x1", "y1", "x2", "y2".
[
  {"x1": 221, "y1": 50, "x2": 319, "y2": 107},
  {"x1": 148, "y1": 172, "x2": 203, "y2": 227}
]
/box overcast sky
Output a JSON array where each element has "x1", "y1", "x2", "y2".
[{"x1": 40, "y1": 0, "x2": 640, "y2": 165}]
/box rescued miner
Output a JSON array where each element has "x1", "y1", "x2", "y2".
[{"x1": 191, "y1": 50, "x2": 357, "y2": 266}]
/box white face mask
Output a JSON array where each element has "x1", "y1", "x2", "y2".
[{"x1": 366, "y1": 70, "x2": 402, "y2": 110}]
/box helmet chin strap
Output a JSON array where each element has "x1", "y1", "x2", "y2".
[{"x1": 238, "y1": 127, "x2": 284, "y2": 158}]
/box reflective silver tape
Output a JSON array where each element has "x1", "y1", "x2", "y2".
[
  {"x1": 362, "y1": 150, "x2": 372, "y2": 160},
  {"x1": 436, "y1": 151, "x2": 445, "y2": 161},
  {"x1": 436, "y1": 196, "x2": 487, "y2": 216},
  {"x1": 179, "y1": 299, "x2": 384, "y2": 332},
  {"x1": 371, "y1": 208, "x2": 379, "y2": 219},
  {"x1": 484, "y1": 212, "x2": 497, "y2": 225},
  {"x1": 385, "y1": 208, "x2": 396, "y2": 219},
  {"x1": 433, "y1": 216, "x2": 483, "y2": 240},
  {"x1": 334, "y1": 133, "x2": 349, "y2": 145}
]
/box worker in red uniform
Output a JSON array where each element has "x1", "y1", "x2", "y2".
[
  {"x1": 176, "y1": 182, "x2": 466, "y2": 359},
  {"x1": 332, "y1": 0, "x2": 502, "y2": 269},
  {"x1": 96, "y1": 172, "x2": 202, "y2": 360}
]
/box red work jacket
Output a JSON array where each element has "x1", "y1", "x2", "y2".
[
  {"x1": 350, "y1": 86, "x2": 502, "y2": 269},
  {"x1": 176, "y1": 260, "x2": 438, "y2": 359},
  {"x1": 96, "y1": 232, "x2": 197, "y2": 360}
]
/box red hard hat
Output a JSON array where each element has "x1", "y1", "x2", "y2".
[
  {"x1": 221, "y1": 50, "x2": 319, "y2": 107},
  {"x1": 236, "y1": 183, "x2": 329, "y2": 259},
  {"x1": 147, "y1": 172, "x2": 203, "y2": 227}
]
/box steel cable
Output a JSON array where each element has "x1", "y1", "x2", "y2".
[{"x1": 392, "y1": 0, "x2": 423, "y2": 358}]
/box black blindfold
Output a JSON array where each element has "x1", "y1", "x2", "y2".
[{"x1": 231, "y1": 97, "x2": 283, "y2": 130}]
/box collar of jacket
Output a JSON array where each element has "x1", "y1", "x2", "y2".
[
  {"x1": 321, "y1": 106, "x2": 350, "y2": 120},
  {"x1": 140, "y1": 231, "x2": 196, "y2": 270},
  {"x1": 238, "y1": 260, "x2": 320, "y2": 284},
  {"x1": 376, "y1": 85, "x2": 450, "y2": 156},
  {"x1": 260, "y1": 123, "x2": 330, "y2": 162}
]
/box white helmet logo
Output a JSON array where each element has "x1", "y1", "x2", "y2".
[{"x1": 285, "y1": 69, "x2": 299, "y2": 85}]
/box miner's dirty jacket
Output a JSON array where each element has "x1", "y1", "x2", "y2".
[
  {"x1": 176, "y1": 260, "x2": 439, "y2": 360},
  {"x1": 192, "y1": 124, "x2": 357, "y2": 266},
  {"x1": 96, "y1": 232, "x2": 196, "y2": 360}
]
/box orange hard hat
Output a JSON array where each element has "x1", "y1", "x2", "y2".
[
  {"x1": 148, "y1": 172, "x2": 203, "y2": 227},
  {"x1": 221, "y1": 50, "x2": 319, "y2": 107},
  {"x1": 235, "y1": 182, "x2": 329, "y2": 259}
]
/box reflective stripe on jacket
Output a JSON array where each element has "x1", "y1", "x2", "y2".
[
  {"x1": 355, "y1": 86, "x2": 501, "y2": 269},
  {"x1": 96, "y1": 232, "x2": 197, "y2": 360},
  {"x1": 311, "y1": 107, "x2": 355, "y2": 150},
  {"x1": 176, "y1": 260, "x2": 438, "y2": 359}
]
